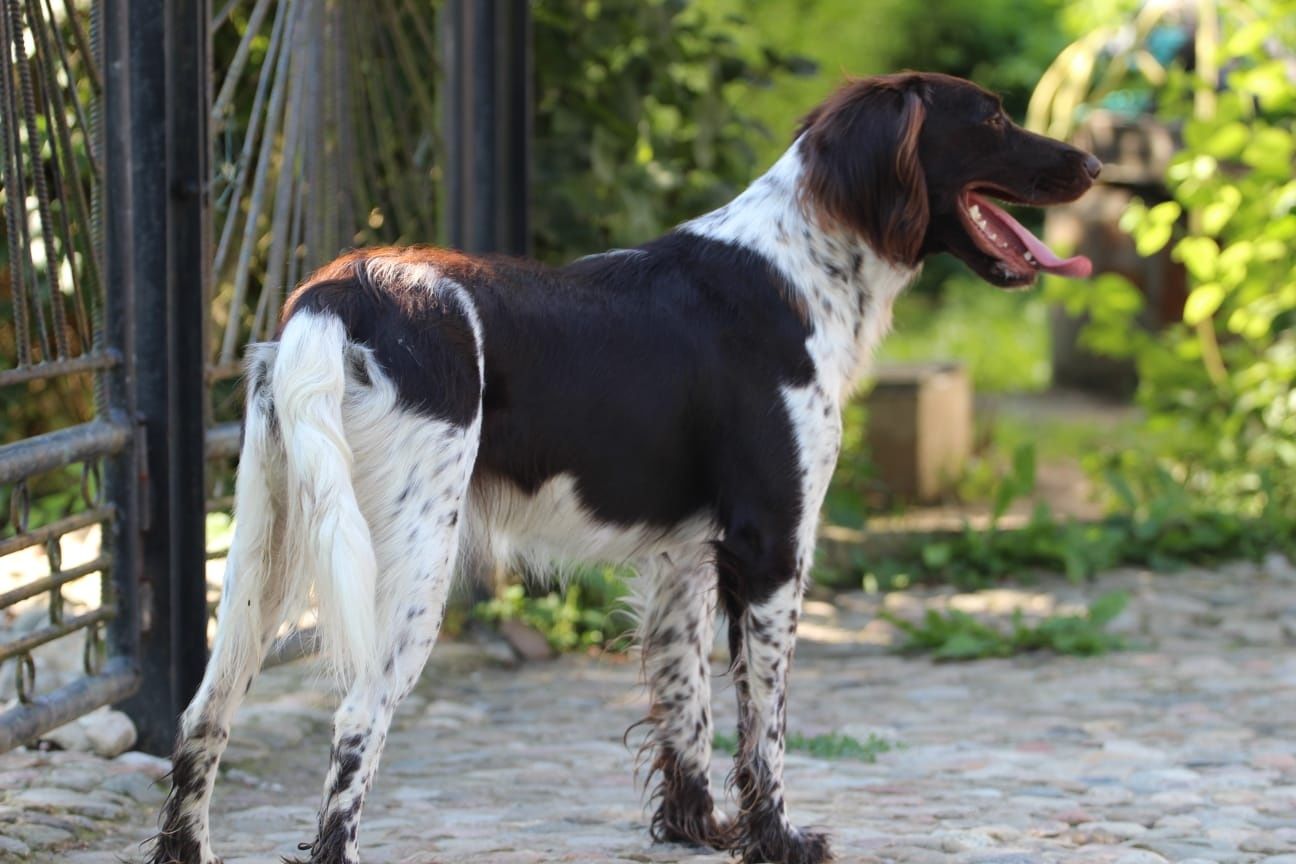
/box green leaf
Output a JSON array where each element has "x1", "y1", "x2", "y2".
[
  {"x1": 1241, "y1": 127, "x2": 1294, "y2": 176},
  {"x1": 1200, "y1": 121, "x2": 1249, "y2": 160},
  {"x1": 1234, "y1": 60, "x2": 1296, "y2": 112},
  {"x1": 1173, "y1": 236, "x2": 1219, "y2": 281},
  {"x1": 1183, "y1": 283, "x2": 1225, "y2": 325},
  {"x1": 1103, "y1": 468, "x2": 1138, "y2": 512},
  {"x1": 1087, "y1": 591, "x2": 1129, "y2": 627},
  {"x1": 922, "y1": 542, "x2": 953, "y2": 569},
  {"x1": 1131, "y1": 199, "x2": 1180, "y2": 257},
  {"x1": 1226, "y1": 20, "x2": 1270, "y2": 56},
  {"x1": 933, "y1": 631, "x2": 1002, "y2": 661},
  {"x1": 1011, "y1": 443, "x2": 1037, "y2": 494},
  {"x1": 1147, "y1": 201, "x2": 1182, "y2": 226},
  {"x1": 1201, "y1": 185, "x2": 1242, "y2": 235}
]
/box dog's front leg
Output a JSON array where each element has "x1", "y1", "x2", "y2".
[{"x1": 726, "y1": 577, "x2": 830, "y2": 864}]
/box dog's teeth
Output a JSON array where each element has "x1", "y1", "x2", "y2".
[{"x1": 1024, "y1": 251, "x2": 1037, "y2": 264}]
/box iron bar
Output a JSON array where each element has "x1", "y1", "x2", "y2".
[
  {"x1": 0, "y1": 555, "x2": 112, "y2": 610},
  {"x1": 0, "y1": 506, "x2": 112, "y2": 557},
  {"x1": 114, "y1": 0, "x2": 212, "y2": 755},
  {"x1": 204, "y1": 494, "x2": 233, "y2": 514},
  {"x1": 0, "y1": 658, "x2": 139, "y2": 752},
  {"x1": 0, "y1": 605, "x2": 115, "y2": 662},
  {"x1": 25, "y1": 0, "x2": 96, "y2": 353},
  {"x1": 0, "y1": 350, "x2": 120, "y2": 388},
  {"x1": 209, "y1": 0, "x2": 270, "y2": 126},
  {"x1": 211, "y1": 0, "x2": 286, "y2": 280},
  {"x1": 442, "y1": 0, "x2": 530, "y2": 255},
  {"x1": 257, "y1": 0, "x2": 307, "y2": 351},
  {"x1": 99, "y1": 0, "x2": 145, "y2": 750},
  {"x1": 0, "y1": 0, "x2": 36, "y2": 366},
  {"x1": 42, "y1": 0, "x2": 100, "y2": 177},
  {"x1": 218, "y1": 0, "x2": 295, "y2": 364},
  {"x1": 9, "y1": 0, "x2": 70, "y2": 358},
  {"x1": 265, "y1": 626, "x2": 317, "y2": 668},
  {"x1": 0, "y1": 421, "x2": 129, "y2": 485},
  {"x1": 204, "y1": 360, "x2": 245, "y2": 383},
  {"x1": 64, "y1": 0, "x2": 100, "y2": 94},
  {"x1": 204, "y1": 420, "x2": 240, "y2": 460}
]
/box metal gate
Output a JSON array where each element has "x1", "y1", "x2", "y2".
[{"x1": 0, "y1": 0, "x2": 528, "y2": 755}]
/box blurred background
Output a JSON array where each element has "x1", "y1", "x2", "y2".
[{"x1": 1, "y1": 0, "x2": 1295, "y2": 734}]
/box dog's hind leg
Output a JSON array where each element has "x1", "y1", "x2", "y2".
[
  {"x1": 634, "y1": 550, "x2": 730, "y2": 849},
  {"x1": 149, "y1": 351, "x2": 289, "y2": 864},
  {"x1": 290, "y1": 401, "x2": 480, "y2": 864}
]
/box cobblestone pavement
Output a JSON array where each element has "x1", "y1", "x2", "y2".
[{"x1": 3, "y1": 560, "x2": 1296, "y2": 863}]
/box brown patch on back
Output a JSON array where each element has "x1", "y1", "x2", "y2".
[{"x1": 280, "y1": 246, "x2": 496, "y2": 328}]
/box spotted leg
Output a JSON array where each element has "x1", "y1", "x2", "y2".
[
  {"x1": 149, "y1": 355, "x2": 285, "y2": 864},
  {"x1": 636, "y1": 550, "x2": 731, "y2": 849},
  {"x1": 725, "y1": 577, "x2": 829, "y2": 864},
  {"x1": 148, "y1": 547, "x2": 287, "y2": 864},
  {"x1": 718, "y1": 384, "x2": 840, "y2": 864},
  {"x1": 288, "y1": 408, "x2": 479, "y2": 864}
]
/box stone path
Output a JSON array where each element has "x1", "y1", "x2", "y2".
[{"x1": 3, "y1": 559, "x2": 1296, "y2": 863}]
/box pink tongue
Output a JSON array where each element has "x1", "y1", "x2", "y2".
[{"x1": 969, "y1": 193, "x2": 1092, "y2": 278}]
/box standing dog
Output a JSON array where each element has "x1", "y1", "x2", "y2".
[{"x1": 149, "y1": 72, "x2": 1098, "y2": 864}]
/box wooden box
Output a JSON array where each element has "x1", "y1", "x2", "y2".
[{"x1": 865, "y1": 362, "x2": 972, "y2": 503}]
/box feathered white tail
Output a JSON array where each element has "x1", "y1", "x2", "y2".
[
  {"x1": 203, "y1": 342, "x2": 283, "y2": 697},
  {"x1": 266, "y1": 311, "x2": 379, "y2": 682}
]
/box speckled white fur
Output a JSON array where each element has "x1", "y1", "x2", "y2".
[{"x1": 683, "y1": 139, "x2": 918, "y2": 400}]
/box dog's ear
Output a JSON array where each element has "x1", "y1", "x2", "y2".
[{"x1": 799, "y1": 78, "x2": 929, "y2": 266}]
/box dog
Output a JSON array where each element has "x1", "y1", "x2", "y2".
[{"x1": 148, "y1": 72, "x2": 1099, "y2": 864}]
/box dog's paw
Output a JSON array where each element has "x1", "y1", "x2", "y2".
[
  {"x1": 651, "y1": 801, "x2": 735, "y2": 850},
  {"x1": 142, "y1": 831, "x2": 223, "y2": 864},
  {"x1": 734, "y1": 824, "x2": 833, "y2": 864}
]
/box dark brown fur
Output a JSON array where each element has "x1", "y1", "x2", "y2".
[
  {"x1": 145, "y1": 725, "x2": 227, "y2": 864},
  {"x1": 798, "y1": 74, "x2": 930, "y2": 267},
  {"x1": 650, "y1": 747, "x2": 734, "y2": 849}
]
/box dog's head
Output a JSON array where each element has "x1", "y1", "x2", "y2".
[{"x1": 798, "y1": 72, "x2": 1100, "y2": 287}]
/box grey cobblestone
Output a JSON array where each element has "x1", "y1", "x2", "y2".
[{"x1": 2, "y1": 563, "x2": 1295, "y2": 862}]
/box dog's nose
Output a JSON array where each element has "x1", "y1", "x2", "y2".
[{"x1": 1083, "y1": 154, "x2": 1102, "y2": 179}]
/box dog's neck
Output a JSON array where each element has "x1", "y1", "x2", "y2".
[{"x1": 681, "y1": 142, "x2": 918, "y2": 400}]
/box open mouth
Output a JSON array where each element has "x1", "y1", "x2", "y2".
[{"x1": 959, "y1": 187, "x2": 1092, "y2": 283}]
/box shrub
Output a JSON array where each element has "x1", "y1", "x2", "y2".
[
  {"x1": 1046, "y1": 0, "x2": 1296, "y2": 522},
  {"x1": 532, "y1": 0, "x2": 811, "y2": 262}
]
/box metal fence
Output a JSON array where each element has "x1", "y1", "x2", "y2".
[
  {"x1": 0, "y1": 0, "x2": 132, "y2": 751},
  {"x1": 0, "y1": 0, "x2": 528, "y2": 755}
]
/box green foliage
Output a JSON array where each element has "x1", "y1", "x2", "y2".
[
  {"x1": 473, "y1": 567, "x2": 632, "y2": 653},
  {"x1": 824, "y1": 281, "x2": 1052, "y2": 525},
  {"x1": 839, "y1": 443, "x2": 1294, "y2": 593},
  {"x1": 880, "y1": 0, "x2": 1070, "y2": 119},
  {"x1": 881, "y1": 278, "x2": 1053, "y2": 393},
  {"x1": 822, "y1": 397, "x2": 877, "y2": 527},
  {"x1": 695, "y1": 0, "x2": 1070, "y2": 167},
  {"x1": 713, "y1": 730, "x2": 897, "y2": 762},
  {"x1": 882, "y1": 591, "x2": 1129, "y2": 661},
  {"x1": 531, "y1": 0, "x2": 811, "y2": 261},
  {"x1": 1046, "y1": 0, "x2": 1296, "y2": 526}
]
